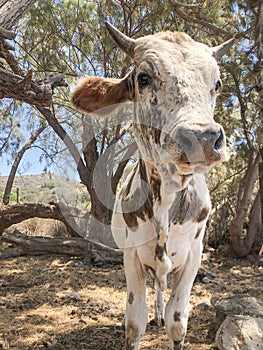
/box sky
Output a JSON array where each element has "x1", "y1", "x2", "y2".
[{"x1": 0, "y1": 148, "x2": 44, "y2": 176}]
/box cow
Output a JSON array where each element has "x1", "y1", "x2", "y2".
[{"x1": 71, "y1": 22, "x2": 235, "y2": 350}]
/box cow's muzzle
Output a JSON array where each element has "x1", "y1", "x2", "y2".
[{"x1": 171, "y1": 125, "x2": 227, "y2": 169}]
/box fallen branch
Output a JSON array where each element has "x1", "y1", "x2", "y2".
[
  {"x1": 0, "y1": 229, "x2": 123, "y2": 264},
  {"x1": 0, "y1": 202, "x2": 86, "y2": 237}
]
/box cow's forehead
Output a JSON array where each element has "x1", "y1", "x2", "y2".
[{"x1": 133, "y1": 31, "x2": 219, "y2": 80}]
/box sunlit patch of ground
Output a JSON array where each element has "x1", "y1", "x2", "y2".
[{"x1": 0, "y1": 250, "x2": 262, "y2": 349}]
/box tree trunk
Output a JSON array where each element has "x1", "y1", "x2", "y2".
[
  {"x1": 258, "y1": 133, "x2": 263, "y2": 248},
  {"x1": 247, "y1": 191, "x2": 262, "y2": 248},
  {"x1": 0, "y1": 229, "x2": 123, "y2": 263},
  {"x1": 37, "y1": 106, "x2": 91, "y2": 187},
  {"x1": 259, "y1": 155, "x2": 263, "y2": 237},
  {"x1": 0, "y1": 0, "x2": 37, "y2": 29},
  {"x1": 2, "y1": 124, "x2": 46, "y2": 205},
  {"x1": 230, "y1": 152, "x2": 261, "y2": 257}
]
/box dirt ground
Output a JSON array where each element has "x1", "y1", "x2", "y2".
[{"x1": 0, "y1": 248, "x2": 262, "y2": 350}]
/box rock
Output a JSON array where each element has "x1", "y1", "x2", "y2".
[
  {"x1": 214, "y1": 294, "x2": 263, "y2": 328},
  {"x1": 194, "y1": 300, "x2": 213, "y2": 312},
  {"x1": 194, "y1": 271, "x2": 217, "y2": 284},
  {"x1": 61, "y1": 292, "x2": 81, "y2": 301},
  {"x1": 202, "y1": 276, "x2": 210, "y2": 284},
  {"x1": 216, "y1": 314, "x2": 263, "y2": 350}
]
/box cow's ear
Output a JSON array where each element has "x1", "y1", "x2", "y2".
[{"x1": 71, "y1": 73, "x2": 134, "y2": 116}]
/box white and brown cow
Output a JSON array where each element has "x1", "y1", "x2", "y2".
[{"x1": 72, "y1": 22, "x2": 234, "y2": 350}]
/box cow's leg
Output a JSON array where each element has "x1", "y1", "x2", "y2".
[
  {"x1": 165, "y1": 239, "x2": 203, "y2": 350},
  {"x1": 124, "y1": 249, "x2": 147, "y2": 350},
  {"x1": 154, "y1": 279, "x2": 165, "y2": 326}
]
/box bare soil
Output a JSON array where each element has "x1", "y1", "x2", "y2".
[{"x1": 0, "y1": 248, "x2": 262, "y2": 350}]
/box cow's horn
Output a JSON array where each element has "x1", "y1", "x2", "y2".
[
  {"x1": 105, "y1": 22, "x2": 135, "y2": 58},
  {"x1": 211, "y1": 37, "x2": 236, "y2": 60}
]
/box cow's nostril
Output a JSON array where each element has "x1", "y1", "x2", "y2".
[
  {"x1": 176, "y1": 132, "x2": 193, "y2": 153},
  {"x1": 214, "y1": 129, "x2": 224, "y2": 151}
]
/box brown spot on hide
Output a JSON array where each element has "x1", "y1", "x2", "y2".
[
  {"x1": 123, "y1": 211, "x2": 138, "y2": 231},
  {"x1": 173, "y1": 311, "x2": 181, "y2": 322},
  {"x1": 128, "y1": 292, "x2": 134, "y2": 305},
  {"x1": 148, "y1": 164, "x2": 161, "y2": 202},
  {"x1": 149, "y1": 126, "x2": 162, "y2": 145},
  {"x1": 71, "y1": 75, "x2": 132, "y2": 115},
  {"x1": 194, "y1": 227, "x2": 202, "y2": 239},
  {"x1": 121, "y1": 160, "x2": 154, "y2": 230},
  {"x1": 125, "y1": 322, "x2": 140, "y2": 350},
  {"x1": 155, "y1": 243, "x2": 166, "y2": 261},
  {"x1": 196, "y1": 207, "x2": 209, "y2": 223},
  {"x1": 171, "y1": 252, "x2": 177, "y2": 257},
  {"x1": 169, "y1": 183, "x2": 208, "y2": 225},
  {"x1": 169, "y1": 188, "x2": 191, "y2": 225}
]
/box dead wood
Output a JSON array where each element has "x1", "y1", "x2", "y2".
[
  {"x1": 0, "y1": 202, "x2": 86, "y2": 237},
  {"x1": 0, "y1": 229, "x2": 123, "y2": 264}
]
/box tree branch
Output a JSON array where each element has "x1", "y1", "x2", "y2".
[
  {"x1": 36, "y1": 106, "x2": 91, "y2": 188},
  {"x1": 0, "y1": 66, "x2": 68, "y2": 107},
  {"x1": 168, "y1": 0, "x2": 232, "y2": 38},
  {"x1": 0, "y1": 0, "x2": 37, "y2": 30},
  {"x1": 0, "y1": 202, "x2": 86, "y2": 237},
  {"x1": 0, "y1": 26, "x2": 15, "y2": 40},
  {"x1": 0, "y1": 229, "x2": 123, "y2": 263}
]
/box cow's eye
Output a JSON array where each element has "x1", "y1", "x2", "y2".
[
  {"x1": 138, "y1": 73, "x2": 150, "y2": 87},
  {"x1": 215, "y1": 80, "x2": 222, "y2": 91}
]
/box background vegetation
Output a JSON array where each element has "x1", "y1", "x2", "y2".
[{"x1": 0, "y1": 0, "x2": 262, "y2": 257}]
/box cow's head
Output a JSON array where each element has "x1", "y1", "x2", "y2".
[{"x1": 72, "y1": 23, "x2": 234, "y2": 175}]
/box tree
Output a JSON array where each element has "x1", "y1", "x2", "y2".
[
  {"x1": 0, "y1": 0, "x2": 260, "y2": 258},
  {"x1": 228, "y1": 0, "x2": 262, "y2": 257}
]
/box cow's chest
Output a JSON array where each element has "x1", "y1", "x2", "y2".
[
  {"x1": 137, "y1": 219, "x2": 206, "y2": 273},
  {"x1": 136, "y1": 174, "x2": 211, "y2": 273}
]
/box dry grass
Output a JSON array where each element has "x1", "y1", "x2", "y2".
[{"x1": 0, "y1": 249, "x2": 262, "y2": 350}]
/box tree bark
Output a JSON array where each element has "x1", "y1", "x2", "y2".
[
  {"x1": 0, "y1": 69, "x2": 68, "y2": 107},
  {"x1": 0, "y1": 202, "x2": 86, "y2": 237},
  {"x1": 259, "y1": 153, "x2": 263, "y2": 238},
  {"x1": 0, "y1": 229, "x2": 123, "y2": 263},
  {"x1": 230, "y1": 152, "x2": 261, "y2": 257},
  {"x1": 0, "y1": 0, "x2": 37, "y2": 29},
  {"x1": 247, "y1": 190, "x2": 262, "y2": 248},
  {"x1": 2, "y1": 124, "x2": 47, "y2": 205}
]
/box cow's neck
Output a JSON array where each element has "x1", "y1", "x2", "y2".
[
  {"x1": 138, "y1": 156, "x2": 192, "y2": 208},
  {"x1": 137, "y1": 158, "x2": 189, "y2": 290},
  {"x1": 137, "y1": 157, "x2": 192, "y2": 249}
]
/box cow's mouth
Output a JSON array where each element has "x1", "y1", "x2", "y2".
[
  {"x1": 185, "y1": 160, "x2": 214, "y2": 167},
  {"x1": 174, "y1": 160, "x2": 215, "y2": 174}
]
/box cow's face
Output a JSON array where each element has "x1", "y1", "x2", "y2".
[
  {"x1": 130, "y1": 32, "x2": 227, "y2": 175},
  {"x1": 71, "y1": 23, "x2": 235, "y2": 175}
]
